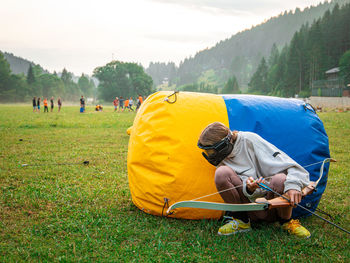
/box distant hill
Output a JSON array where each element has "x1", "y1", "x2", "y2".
[
  {"x1": 2, "y1": 51, "x2": 48, "y2": 75},
  {"x1": 1, "y1": 51, "x2": 99, "y2": 84},
  {"x1": 147, "y1": 0, "x2": 350, "y2": 89}
]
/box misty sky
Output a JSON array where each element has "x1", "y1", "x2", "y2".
[{"x1": 0, "y1": 0, "x2": 325, "y2": 75}]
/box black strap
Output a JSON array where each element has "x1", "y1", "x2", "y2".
[
  {"x1": 165, "y1": 91, "x2": 178, "y2": 104},
  {"x1": 162, "y1": 198, "x2": 173, "y2": 217},
  {"x1": 303, "y1": 103, "x2": 316, "y2": 114}
]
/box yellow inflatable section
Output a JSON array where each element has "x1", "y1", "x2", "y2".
[{"x1": 127, "y1": 91, "x2": 229, "y2": 219}]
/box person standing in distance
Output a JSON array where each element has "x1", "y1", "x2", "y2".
[
  {"x1": 33, "y1": 97, "x2": 37, "y2": 112},
  {"x1": 118, "y1": 96, "x2": 124, "y2": 112},
  {"x1": 43, "y1": 98, "x2": 49, "y2": 113},
  {"x1": 37, "y1": 97, "x2": 41, "y2": 113},
  {"x1": 80, "y1": 95, "x2": 85, "y2": 113},
  {"x1": 50, "y1": 96, "x2": 54, "y2": 112},
  {"x1": 58, "y1": 97, "x2": 62, "y2": 112},
  {"x1": 113, "y1": 97, "x2": 119, "y2": 112}
]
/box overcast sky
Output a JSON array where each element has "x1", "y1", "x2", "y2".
[{"x1": 0, "y1": 0, "x2": 325, "y2": 75}]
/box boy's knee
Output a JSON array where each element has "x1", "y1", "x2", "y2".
[
  {"x1": 215, "y1": 166, "x2": 235, "y2": 187},
  {"x1": 270, "y1": 173, "x2": 287, "y2": 192}
]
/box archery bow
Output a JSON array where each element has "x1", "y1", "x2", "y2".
[
  {"x1": 166, "y1": 158, "x2": 336, "y2": 215},
  {"x1": 257, "y1": 181, "x2": 350, "y2": 235}
]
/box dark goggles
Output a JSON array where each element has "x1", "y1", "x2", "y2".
[{"x1": 197, "y1": 132, "x2": 233, "y2": 166}]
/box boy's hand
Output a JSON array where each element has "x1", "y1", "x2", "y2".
[
  {"x1": 246, "y1": 177, "x2": 265, "y2": 193},
  {"x1": 285, "y1": 189, "x2": 302, "y2": 206}
]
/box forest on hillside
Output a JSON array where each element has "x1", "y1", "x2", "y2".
[
  {"x1": 249, "y1": 3, "x2": 350, "y2": 97},
  {"x1": 146, "y1": 0, "x2": 350, "y2": 92}
]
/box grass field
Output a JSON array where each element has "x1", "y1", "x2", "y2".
[{"x1": 0, "y1": 105, "x2": 349, "y2": 262}]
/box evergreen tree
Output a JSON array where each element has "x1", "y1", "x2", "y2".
[
  {"x1": 306, "y1": 20, "x2": 325, "y2": 84},
  {"x1": 26, "y1": 64, "x2": 35, "y2": 85},
  {"x1": 268, "y1": 44, "x2": 280, "y2": 67},
  {"x1": 285, "y1": 25, "x2": 309, "y2": 97},
  {"x1": 339, "y1": 50, "x2": 350, "y2": 85},
  {"x1": 274, "y1": 46, "x2": 288, "y2": 96},
  {"x1": 61, "y1": 68, "x2": 73, "y2": 85},
  {"x1": 222, "y1": 75, "x2": 240, "y2": 94},
  {"x1": 248, "y1": 57, "x2": 268, "y2": 94}
]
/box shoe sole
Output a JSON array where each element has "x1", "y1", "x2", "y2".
[
  {"x1": 284, "y1": 229, "x2": 311, "y2": 239},
  {"x1": 218, "y1": 229, "x2": 251, "y2": 236}
]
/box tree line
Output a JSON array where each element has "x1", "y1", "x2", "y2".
[
  {"x1": 0, "y1": 52, "x2": 96, "y2": 102},
  {"x1": 0, "y1": 53, "x2": 154, "y2": 103},
  {"x1": 248, "y1": 3, "x2": 350, "y2": 97}
]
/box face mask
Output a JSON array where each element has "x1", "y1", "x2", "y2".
[{"x1": 198, "y1": 132, "x2": 234, "y2": 166}]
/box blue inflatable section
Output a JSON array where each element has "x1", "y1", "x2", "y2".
[{"x1": 222, "y1": 95, "x2": 330, "y2": 218}]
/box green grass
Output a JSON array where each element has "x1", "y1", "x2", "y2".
[{"x1": 0, "y1": 106, "x2": 349, "y2": 262}]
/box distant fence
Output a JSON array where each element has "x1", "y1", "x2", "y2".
[
  {"x1": 311, "y1": 87, "x2": 343, "y2": 97},
  {"x1": 311, "y1": 79, "x2": 344, "y2": 97}
]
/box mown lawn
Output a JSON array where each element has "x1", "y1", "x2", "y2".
[{"x1": 0, "y1": 105, "x2": 349, "y2": 262}]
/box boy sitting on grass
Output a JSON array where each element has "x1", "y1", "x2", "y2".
[{"x1": 197, "y1": 122, "x2": 311, "y2": 238}]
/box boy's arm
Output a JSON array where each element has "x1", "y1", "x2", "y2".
[{"x1": 248, "y1": 133, "x2": 310, "y2": 193}]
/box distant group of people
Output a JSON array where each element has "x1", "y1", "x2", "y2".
[
  {"x1": 33, "y1": 95, "x2": 145, "y2": 113},
  {"x1": 33, "y1": 96, "x2": 62, "y2": 113},
  {"x1": 113, "y1": 95, "x2": 145, "y2": 112}
]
